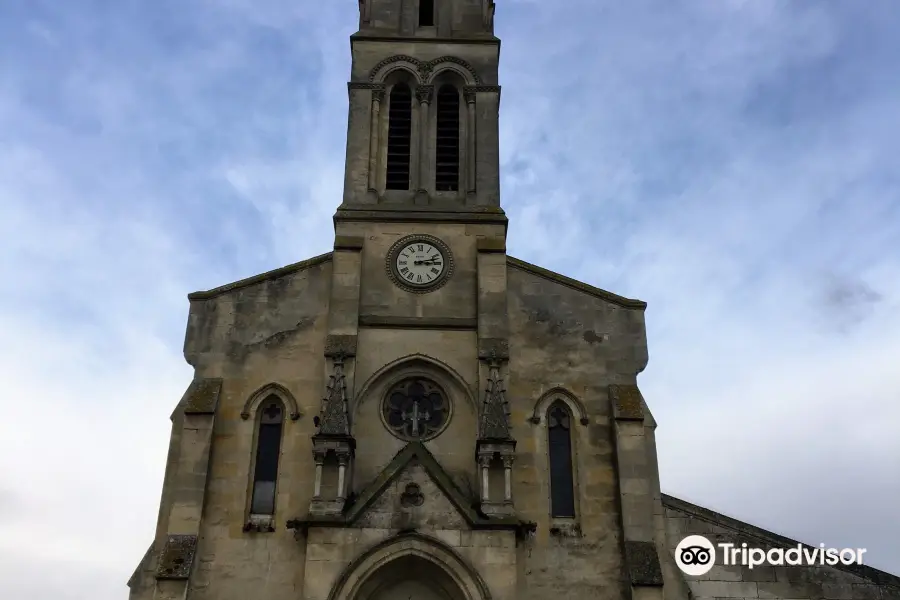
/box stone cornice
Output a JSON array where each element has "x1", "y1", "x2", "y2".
[
  {"x1": 347, "y1": 82, "x2": 385, "y2": 90},
  {"x1": 187, "y1": 252, "x2": 333, "y2": 300},
  {"x1": 506, "y1": 256, "x2": 646, "y2": 309},
  {"x1": 334, "y1": 205, "x2": 507, "y2": 227},
  {"x1": 350, "y1": 33, "x2": 500, "y2": 46},
  {"x1": 359, "y1": 315, "x2": 477, "y2": 330}
]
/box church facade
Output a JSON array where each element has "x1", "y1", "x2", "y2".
[{"x1": 127, "y1": 2, "x2": 899, "y2": 599}]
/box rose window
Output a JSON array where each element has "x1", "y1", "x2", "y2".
[{"x1": 381, "y1": 378, "x2": 449, "y2": 441}]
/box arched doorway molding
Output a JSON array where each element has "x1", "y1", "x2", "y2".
[{"x1": 327, "y1": 532, "x2": 492, "y2": 600}]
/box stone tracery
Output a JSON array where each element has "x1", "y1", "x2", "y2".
[{"x1": 382, "y1": 378, "x2": 450, "y2": 441}]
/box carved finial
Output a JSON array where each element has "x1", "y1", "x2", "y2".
[
  {"x1": 479, "y1": 359, "x2": 513, "y2": 441},
  {"x1": 316, "y1": 357, "x2": 351, "y2": 436}
]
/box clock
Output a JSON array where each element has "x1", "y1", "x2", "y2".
[{"x1": 386, "y1": 234, "x2": 454, "y2": 293}]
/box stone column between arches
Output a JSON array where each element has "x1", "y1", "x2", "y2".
[{"x1": 415, "y1": 84, "x2": 433, "y2": 202}]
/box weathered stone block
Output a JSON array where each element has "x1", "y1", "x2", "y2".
[
  {"x1": 325, "y1": 334, "x2": 358, "y2": 357},
  {"x1": 477, "y1": 337, "x2": 509, "y2": 359},
  {"x1": 624, "y1": 540, "x2": 663, "y2": 586},
  {"x1": 182, "y1": 378, "x2": 222, "y2": 415},
  {"x1": 609, "y1": 384, "x2": 644, "y2": 421},
  {"x1": 155, "y1": 534, "x2": 198, "y2": 580}
]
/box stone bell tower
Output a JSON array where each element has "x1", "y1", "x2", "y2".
[
  {"x1": 310, "y1": 0, "x2": 513, "y2": 521},
  {"x1": 343, "y1": 0, "x2": 501, "y2": 209}
]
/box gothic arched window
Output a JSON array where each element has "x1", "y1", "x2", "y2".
[
  {"x1": 250, "y1": 396, "x2": 284, "y2": 515},
  {"x1": 435, "y1": 84, "x2": 460, "y2": 191},
  {"x1": 419, "y1": 0, "x2": 435, "y2": 27},
  {"x1": 386, "y1": 83, "x2": 413, "y2": 190},
  {"x1": 547, "y1": 401, "x2": 576, "y2": 518}
]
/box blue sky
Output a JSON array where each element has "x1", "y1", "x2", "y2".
[{"x1": 1, "y1": 0, "x2": 899, "y2": 597}]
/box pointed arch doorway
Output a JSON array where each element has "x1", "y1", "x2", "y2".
[
  {"x1": 357, "y1": 555, "x2": 461, "y2": 600},
  {"x1": 326, "y1": 533, "x2": 492, "y2": 600}
]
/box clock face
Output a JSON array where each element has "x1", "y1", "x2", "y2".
[
  {"x1": 386, "y1": 234, "x2": 454, "y2": 293},
  {"x1": 395, "y1": 241, "x2": 445, "y2": 287}
]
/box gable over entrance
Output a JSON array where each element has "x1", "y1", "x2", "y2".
[{"x1": 288, "y1": 441, "x2": 522, "y2": 532}]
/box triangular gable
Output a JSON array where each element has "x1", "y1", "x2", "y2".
[
  {"x1": 344, "y1": 442, "x2": 483, "y2": 526},
  {"x1": 288, "y1": 442, "x2": 524, "y2": 532}
]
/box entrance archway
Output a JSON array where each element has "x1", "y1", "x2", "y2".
[
  {"x1": 358, "y1": 555, "x2": 459, "y2": 600},
  {"x1": 327, "y1": 533, "x2": 491, "y2": 600}
]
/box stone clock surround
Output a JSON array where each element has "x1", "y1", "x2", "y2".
[
  {"x1": 385, "y1": 233, "x2": 455, "y2": 293},
  {"x1": 329, "y1": 219, "x2": 507, "y2": 330}
]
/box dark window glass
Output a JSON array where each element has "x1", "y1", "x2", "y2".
[
  {"x1": 250, "y1": 398, "x2": 284, "y2": 515},
  {"x1": 548, "y1": 402, "x2": 575, "y2": 517},
  {"x1": 435, "y1": 85, "x2": 460, "y2": 191},
  {"x1": 386, "y1": 83, "x2": 413, "y2": 190},
  {"x1": 419, "y1": 0, "x2": 434, "y2": 26}
]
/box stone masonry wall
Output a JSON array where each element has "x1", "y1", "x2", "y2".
[
  {"x1": 131, "y1": 258, "x2": 335, "y2": 600},
  {"x1": 505, "y1": 260, "x2": 649, "y2": 600}
]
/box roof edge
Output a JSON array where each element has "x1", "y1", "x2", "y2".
[
  {"x1": 126, "y1": 542, "x2": 154, "y2": 589},
  {"x1": 507, "y1": 256, "x2": 647, "y2": 309},
  {"x1": 661, "y1": 494, "x2": 900, "y2": 587},
  {"x1": 187, "y1": 252, "x2": 333, "y2": 301}
]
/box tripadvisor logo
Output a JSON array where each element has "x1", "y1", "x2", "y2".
[
  {"x1": 675, "y1": 535, "x2": 867, "y2": 576},
  {"x1": 675, "y1": 535, "x2": 716, "y2": 576}
]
